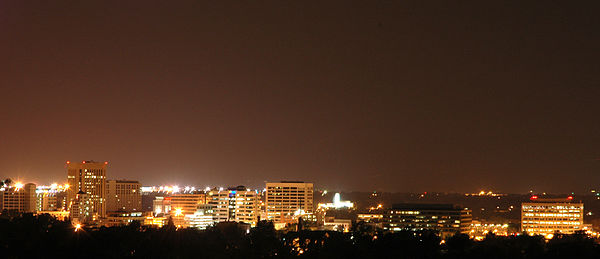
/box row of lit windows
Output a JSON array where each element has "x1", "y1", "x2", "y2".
[
  {"x1": 523, "y1": 221, "x2": 581, "y2": 225},
  {"x1": 523, "y1": 206, "x2": 582, "y2": 211},
  {"x1": 267, "y1": 186, "x2": 312, "y2": 189},
  {"x1": 523, "y1": 213, "x2": 580, "y2": 217}
]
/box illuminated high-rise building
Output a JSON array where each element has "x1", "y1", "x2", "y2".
[
  {"x1": 0, "y1": 183, "x2": 37, "y2": 213},
  {"x1": 208, "y1": 186, "x2": 259, "y2": 226},
  {"x1": 521, "y1": 196, "x2": 584, "y2": 236},
  {"x1": 106, "y1": 180, "x2": 142, "y2": 212},
  {"x1": 265, "y1": 181, "x2": 314, "y2": 223},
  {"x1": 66, "y1": 161, "x2": 107, "y2": 219}
]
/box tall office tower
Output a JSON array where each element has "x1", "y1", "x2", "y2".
[
  {"x1": 208, "y1": 186, "x2": 259, "y2": 226},
  {"x1": 106, "y1": 180, "x2": 142, "y2": 212},
  {"x1": 0, "y1": 183, "x2": 37, "y2": 213},
  {"x1": 521, "y1": 196, "x2": 584, "y2": 236},
  {"x1": 265, "y1": 181, "x2": 314, "y2": 223},
  {"x1": 67, "y1": 161, "x2": 107, "y2": 219}
]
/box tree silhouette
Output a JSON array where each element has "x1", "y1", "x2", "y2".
[{"x1": 0, "y1": 213, "x2": 599, "y2": 258}]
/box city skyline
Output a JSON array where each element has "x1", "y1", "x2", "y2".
[
  {"x1": 3, "y1": 159, "x2": 599, "y2": 194},
  {"x1": 2, "y1": 1, "x2": 600, "y2": 257},
  {"x1": 1, "y1": 1, "x2": 599, "y2": 193}
]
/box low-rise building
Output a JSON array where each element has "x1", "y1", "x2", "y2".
[
  {"x1": 36, "y1": 210, "x2": 70, "y2": 221},
  {"x1": 143, "y1": 215, "x2": 167, "y2": 228},
  {"x1": 323, "y1": 217, "x2": 352, "y2": 232},
  {"x1": 384, "y1": 203, "x2": 472, "y2": 238},
  {"x1": 358, "y1": 213, "x2": 384, "y2": 223},
  {"x1": 186, "y1": 204, "x2": 216, "y2": 229},
  {"x1": 103, "y1": 211, "x2": 145, "y2": 227}
]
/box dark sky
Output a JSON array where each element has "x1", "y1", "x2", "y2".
[{"x1": 1, "y1": 1, "x2": 599, "y2": 193}]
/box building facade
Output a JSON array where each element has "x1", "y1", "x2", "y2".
[
  {"x1": 521, "y1": 197, "x2": 584, "y2": 236},
  {"x1": 186, "y1": 204, "x2": 216, "y2": 229},
  {"x1": 67, "y1": 161, "x2": 107, "y2": 219},
  {"x1": 103, "y1": 211, "x2": 145, "y2": 227},
  {"x1": 383, "y1": 203, "x2": 472, "y2": 238},
  {"x1": 153, "y1": 196, "x2": 171, "y2": 215},
  {"x1": 106, "y1": 180, "x2": 142, "y2": 212},
  {"x1": 168, "y1": 193, "x2": 206, "y2": 227},
  {"x1": 265, "y1": 181, "x2": 314, "y2": 223},
  {"x1": 207, "y1": 186, "x2": 259, "y2": 226},
  {"x1": 36, "y1": 184, "x2": 69, "y2": 212},
  {"x1": 0, "y1": 183, "x2": 36, "y2": 213},
  {"x1": 70, "y1": 191, "x2": 94, "y2": 224},
  {"x1": 169, "y1": 193, "x2": 207, "y2": 216}
]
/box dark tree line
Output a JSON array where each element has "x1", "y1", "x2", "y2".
[{"x1": 0, "y1": 214, "x2": 599, "y2": 258}]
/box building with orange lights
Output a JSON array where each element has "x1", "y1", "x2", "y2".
[
  {"x1": 103, "y1": 211, "x2": 146, "y2": 227},
  {"x1": 0, "y1": 183, "x2": 36, "y2": 213},
  {"x1": 265, "y1": 181, "x2": 314, "y2": 223},
  {"x1": 521, "y1": 196, "x2": 584, "y2": 236},
  {"x1": 106, "y1": 180, "x2": 142, "y2": 212},
  {"x1": 383, "y1": 203, "x2": 472, "y2": 238},
  {"x1": 35, "y1": 184, "x2": 69, "y2": 212},
  {"x1": 67, "y1": 161, "x2": 107, "y2": 219},
  {"x1": 207, "y1": 186, "x2": 259, "y2": 226},
  {"x1": 167, "y1": 193, "x2": 206, "y2": 227}
]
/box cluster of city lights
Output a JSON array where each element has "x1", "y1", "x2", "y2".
[
  {"x1": 0, "y1": 181, "x2": 25, "y2": 191},
  {"x1": 465, "y1": 190, "x2": 506, "y2": 197},
  {"x1": 368, "y1": 204, "x2": 383, "y2": 211},
  {"x1": 36, "y1": 184, "x2": 70, "y2": 194},
  {"x1": 141, "y1": 186, "x2": 210, "y2": 193},
  {"x1": 142, "y1": 186, "x2": 262, "y2": 194},
  {"x1": 469, "y1": 223, "x2": 510, "y2": 241},
  {"x1": 317, "y1": 193, "x2": 354, "y2": 210}
]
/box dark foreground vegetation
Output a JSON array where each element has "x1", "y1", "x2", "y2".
[{"x1": 1, "y1": 214, "x2": 600, "y2": 259}]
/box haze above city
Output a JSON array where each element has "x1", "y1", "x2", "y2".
[{"x1": 0, "y1": 1, "x2": 599, "y2": 193}]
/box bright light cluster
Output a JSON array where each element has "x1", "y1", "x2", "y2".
[
  {"x1": 469, "y1": 223, "x2": 510, "y2": 240},
  {"x1": 142, "y1": 185, "x2": 262, "y2": 194},
  {"x1": 142, "y1": 186, "x2": 192, "y2": 193},
  {"x1": 36, "y1": 184, "x2": 70, "y2": 194},
  {"x1": 317, "y1": 193, "x2": 354, "y2": 209},
  {"x1": 0, "y1": 182, "x2": 33, "y2": 191},
  {"x1": 465, "y1": 190, "x2": 506, "y2": 197}
]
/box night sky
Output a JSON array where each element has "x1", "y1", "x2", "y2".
[{"x1": 1, "y1": 1, "x2": 599, "y2": 193}]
